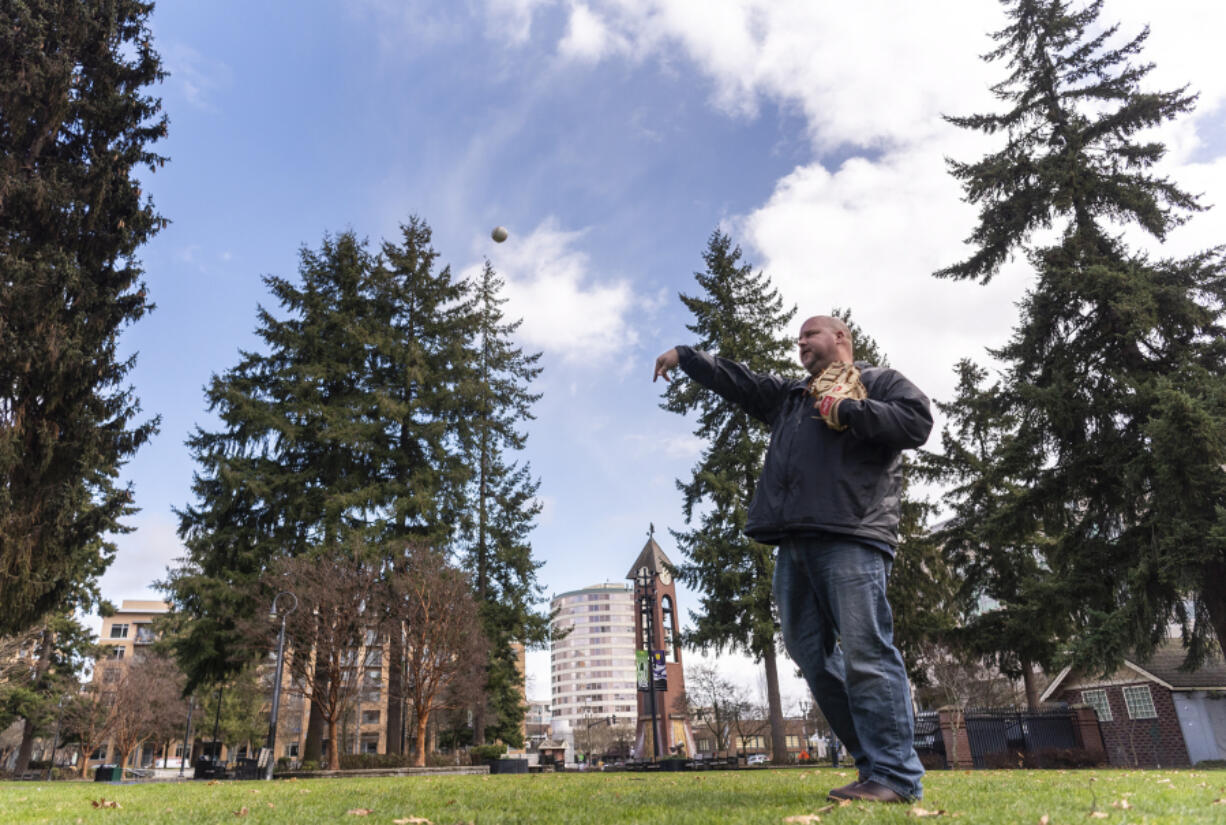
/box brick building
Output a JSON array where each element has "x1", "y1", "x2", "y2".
[{"x1": 1040, "y1": 640, "x2": 1226, "y2": 768}]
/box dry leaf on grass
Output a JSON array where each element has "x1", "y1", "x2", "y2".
[
  {"x1": 783, "y1": 815, "x2": 821, "y2": 823},
  {"x1": 233, "y1": 806, "x2": 249, "y2": 817},
  {"x1": 1088, "y1": 813, "x2": 1108, "y2": 819},
  {"x1": 1111, "y1": 799, "x2": 1131, "y2": 809},
  {"x1": 1213, "y1": 798, "x2": 1226, "y2": 806},
  {"x1": 392, "y1": 818, "x2": 432, "y2": 824},
  {"x1": 1039, "y1": 816, "x2": 1050, "y2": 825},
  {"x1": 907, "y1": 806, "x2": 948, "y2": 817},
  {"x1": 814, "y1": 804, "x2": 835, "y2": 814},
  {"x1": 91, "y1": 799, "x2": 121, "y2": 809},
  {"x1": 347, "y1": 808, "x2": 374, "y2": 816}
]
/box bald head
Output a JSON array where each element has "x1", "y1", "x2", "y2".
[{"x1": 798, "y1": 315, "x2": 854, "y2": 375}]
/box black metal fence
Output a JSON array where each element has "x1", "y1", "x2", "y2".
[{"x1": 914, "y1": 705, "x2": 1083, "y2": 769}]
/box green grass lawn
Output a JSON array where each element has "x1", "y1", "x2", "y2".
[{"x1": 1, "y1": 766, "x2": 1224, "y2": 825}]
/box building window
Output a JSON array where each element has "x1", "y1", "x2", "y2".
[
  {"x1": 287, "y1": 742, "x2": 299, "y2": 758},
  {"x1": 785, "y1": 735, "x2": 800, "y2": 749},
  {"x1": 109, "y1": 624, "x2": 129, "y2": 639},
  {"x1": 1122, "y1": 685, "x2": 1158, "y2": 719},
  {"x1": 1081, "y1": 689, "x2": 1112, "y2": 722},
  {"x1": 108, "y1": 646, "x2": 125, "y2": 659},
  {"x1": 362, "y1": 710, "x2": 380, "y2": 724}
]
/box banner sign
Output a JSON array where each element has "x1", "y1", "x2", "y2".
[
  {"x1": 636, "y1": 650, "x2": 649, "y2": 691},
  {"x1": 651, "y1": 650, "x2": 668, "y2": 691}
]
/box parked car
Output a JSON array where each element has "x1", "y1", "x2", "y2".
[{"x1": 746, "y1": 753, "x2": 768, "y2": 765}]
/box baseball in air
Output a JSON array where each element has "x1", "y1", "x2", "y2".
[{"x1": 491, "y1": 226, "x2": 509, "y2": 243}]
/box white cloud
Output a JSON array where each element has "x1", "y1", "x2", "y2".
[
  {"x1": 558, "y1": 3, "x2": 621, "y2": 63},
  {"x1": 162, "y1": 42, "x2": 231, "y2": 113},
  {"x1": 465, "y1": 218, "x2": 639, "y2": 364}
]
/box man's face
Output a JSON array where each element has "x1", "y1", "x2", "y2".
[{"x1": 798, "y1": 318, "x2": 839, "y2": 375}]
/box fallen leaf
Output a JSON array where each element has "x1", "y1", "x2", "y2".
[
  {"x1": 207, "y1": 780, "x2": 220, "y2": 786},
  {"x1": 267, "y1": 803, "x2": 276, "y2": 808},
  {"x1": 391, "y1": 818, "x2": 432, "y2": 824},
  {"x1": 783, "y1": 815, "x2": 821, "y2": 824},
  {"x1": 1111, "y1": 799, "x2": 1131, "y2": 810},
  {"x1": 836, "y1": 799, "x2": 852, "y2": 808},
  {"x1": 814, "y1": 805, "x2": 835, "y2": 814},
  {"x1": 834, "y1": 771, "x2": 849, "y2": 777},
  {"x1": 1039, "y1": 816, "x2": 1050, "y2": 825},
  {"x1": 91, "y1": 799, "x2": 121, "y2": 809},
  {"x1": 347, "y1": 809, "x2": 374, "y2": 816},
  {"x1": 908, "y1": 807, "x2": 948, "y2": 817},
  {"x1": 1213, "y1": 798, "x2": 1226, "y2": 806},
  {"x1": 233, "y1": 806, "x2": 249, "y2": 817},
  {"x1": 1088, "y1": 813, "x2": 1108, "y2": 819}
]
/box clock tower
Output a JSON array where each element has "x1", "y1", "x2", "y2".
[{"x1": 626, "y1": 525, "x2": 695, "y2": 759}]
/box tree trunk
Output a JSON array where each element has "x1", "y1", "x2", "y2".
[
  {"x1": 303, "y1": 694, "x2": 325, "y2": 764},
  {"x1": 14, "y1": 717, "x2": 36, "y2": 776},
  {"x1": 385, "y1": 625, "x2": 404, "y2": 755},
  {"x1": 763, "y1": 646, "x2": 788, "y2": 764},
  {"x1": 1203, "y1": 558, "x2": 1226, "y2": 659},
  {"x1": 327, "y1": 716, "x2": 340, "y2": 771},
  {"x1": 413, "y1": 712, "x2": 429, "y2": 767},
  {"x1": 1021, "y1": 658, "x2": 1040, "y2": 711}
]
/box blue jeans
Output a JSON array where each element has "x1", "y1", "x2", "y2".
[{"x1": 773, "y1": 536, "x2": 924, "y2": 800}]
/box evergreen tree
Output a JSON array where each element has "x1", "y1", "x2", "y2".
[
  {"x1": 164, "y1": 220, "x2": 477, "y2": 759},
  {"x1": 938, "y1": 0, "x2": 1226, "y2": 668},
  {"x1": 0, "y1": 0, "x2": 166, "y2": 633},
  {"x1": 663, "y1": 229, "x2": 796, "y2": 764},
  {"x1": 460, "y1": 261, "x2": 548, "y2": 747},
  {"x1": 165, "y1": 232, "x2": 381, "y2": 693},
  {"x1": 372, "y1": 218, "x2": 478, "y2": 753},
  {"x1": 919, "y1": 360, "x2": 1066, "y2": 707}
]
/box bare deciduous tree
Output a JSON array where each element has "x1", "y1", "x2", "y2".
[
  {"x1": 105, "y1": 655, "x2": 188, "y2": 769},
  {"x1": 274, "y1": 551, "x2": 382, "y2": 771},
  {"x1": 392, "y1": 544, "x2": 486, "y2": 767}
]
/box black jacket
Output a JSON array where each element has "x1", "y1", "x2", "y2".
[{"x1": 676, "y1": 346, "x2": 933, "y2": 549}]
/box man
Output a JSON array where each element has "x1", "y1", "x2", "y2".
[{"x1": 652, "y1": 315, "x2": 931, "y2": 803}]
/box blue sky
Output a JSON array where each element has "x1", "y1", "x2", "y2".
[{"x1": 101, "y1": 1, "x2": 1226, "y2": 704}]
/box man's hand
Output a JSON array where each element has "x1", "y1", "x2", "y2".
[{"x1": 653, "y1": 348, "x2": 680, "y2": 382}]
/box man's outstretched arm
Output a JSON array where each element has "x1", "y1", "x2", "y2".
[{"x1": 653, "y1": 346, "x2": 789, "y2": 424}]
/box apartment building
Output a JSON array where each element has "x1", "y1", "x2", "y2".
[
  {"x1": 549, "y1": 583, "x2": 638, "y2": 732},
  {"x1": 95, "y1": 599, "x2": 168, "y2": 684}
]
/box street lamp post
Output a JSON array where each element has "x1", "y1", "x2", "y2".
[
  {"x1": 179, "y1": 696, "x2": 194, "y2": 778},
  {"x1": 635, "y1": 569, "x2": 661, "y2": 760},
  {"x1": 265, "y1": 590, "x2": 298, "y2": 780}
]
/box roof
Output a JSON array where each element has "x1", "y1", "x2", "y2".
[
  {"x1": 1039, "y1": 639, "x2": 1226, "y2": 702},
  {"x1": 625, "y1": 533, "x2": 673, "y2": 580}
]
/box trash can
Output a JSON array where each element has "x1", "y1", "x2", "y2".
[
  {"x1": 94, "y1": 765, "x2": 117, "y2": 782},
  {"x1": 193, "y1": 757, "x2": 221, "y2": 780},
  {"x1": 234, "y1": 757, "x2": 261, "y2": 780}
]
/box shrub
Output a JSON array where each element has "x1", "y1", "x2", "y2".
[
  {"x1": 470, "y1": 744, "x2": 507, "y2": 761},
  {"x1": 299, "y1": 759, "x2": 319, "y2": 772},
  {"x1": 338, "y1": 753, "x2": 416, "y2": 770}
]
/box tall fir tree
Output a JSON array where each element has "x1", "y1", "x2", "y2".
[
  {"x1": 0, "y1": 0, "x2": 166, "y2": 633},
  {"x1": 460, "y1": 261, "x2": 548, "y2": 747},
  {"x1": 663, "y1": 230, "x2": 796, "y2": 764},
  {"x1": 372, "y1": 218, "x2": 478, "y2": 753},
  {"x1": 164, "y1": 220, "x2": 476, "y2": 758},
  {"x1": 918, "y1": 360, "x2": 1066, "y2": 707},
  {"x1": 938, "y1": 0, "x2": 1226, "y2": 668}
]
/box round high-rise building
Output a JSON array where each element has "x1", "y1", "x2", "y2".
[{"x1": 549, "y1": 582, "x2": 638, "y2": 732}]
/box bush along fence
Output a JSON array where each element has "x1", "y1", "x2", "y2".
[{"x1": 914, "y1": 705, "x2": 1106, "y2": 770}]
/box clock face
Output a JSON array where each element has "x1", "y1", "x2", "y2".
[{"x1": 658, "y1": 568, "x2": 672, "y2": 585}]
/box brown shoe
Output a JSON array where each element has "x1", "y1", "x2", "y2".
[
  {"x1": 834, "y1": 780, "x2": 907, "y2": 803},
  {"x1": 826, "y1": 780, "x2": 863, "y2": 800}
]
